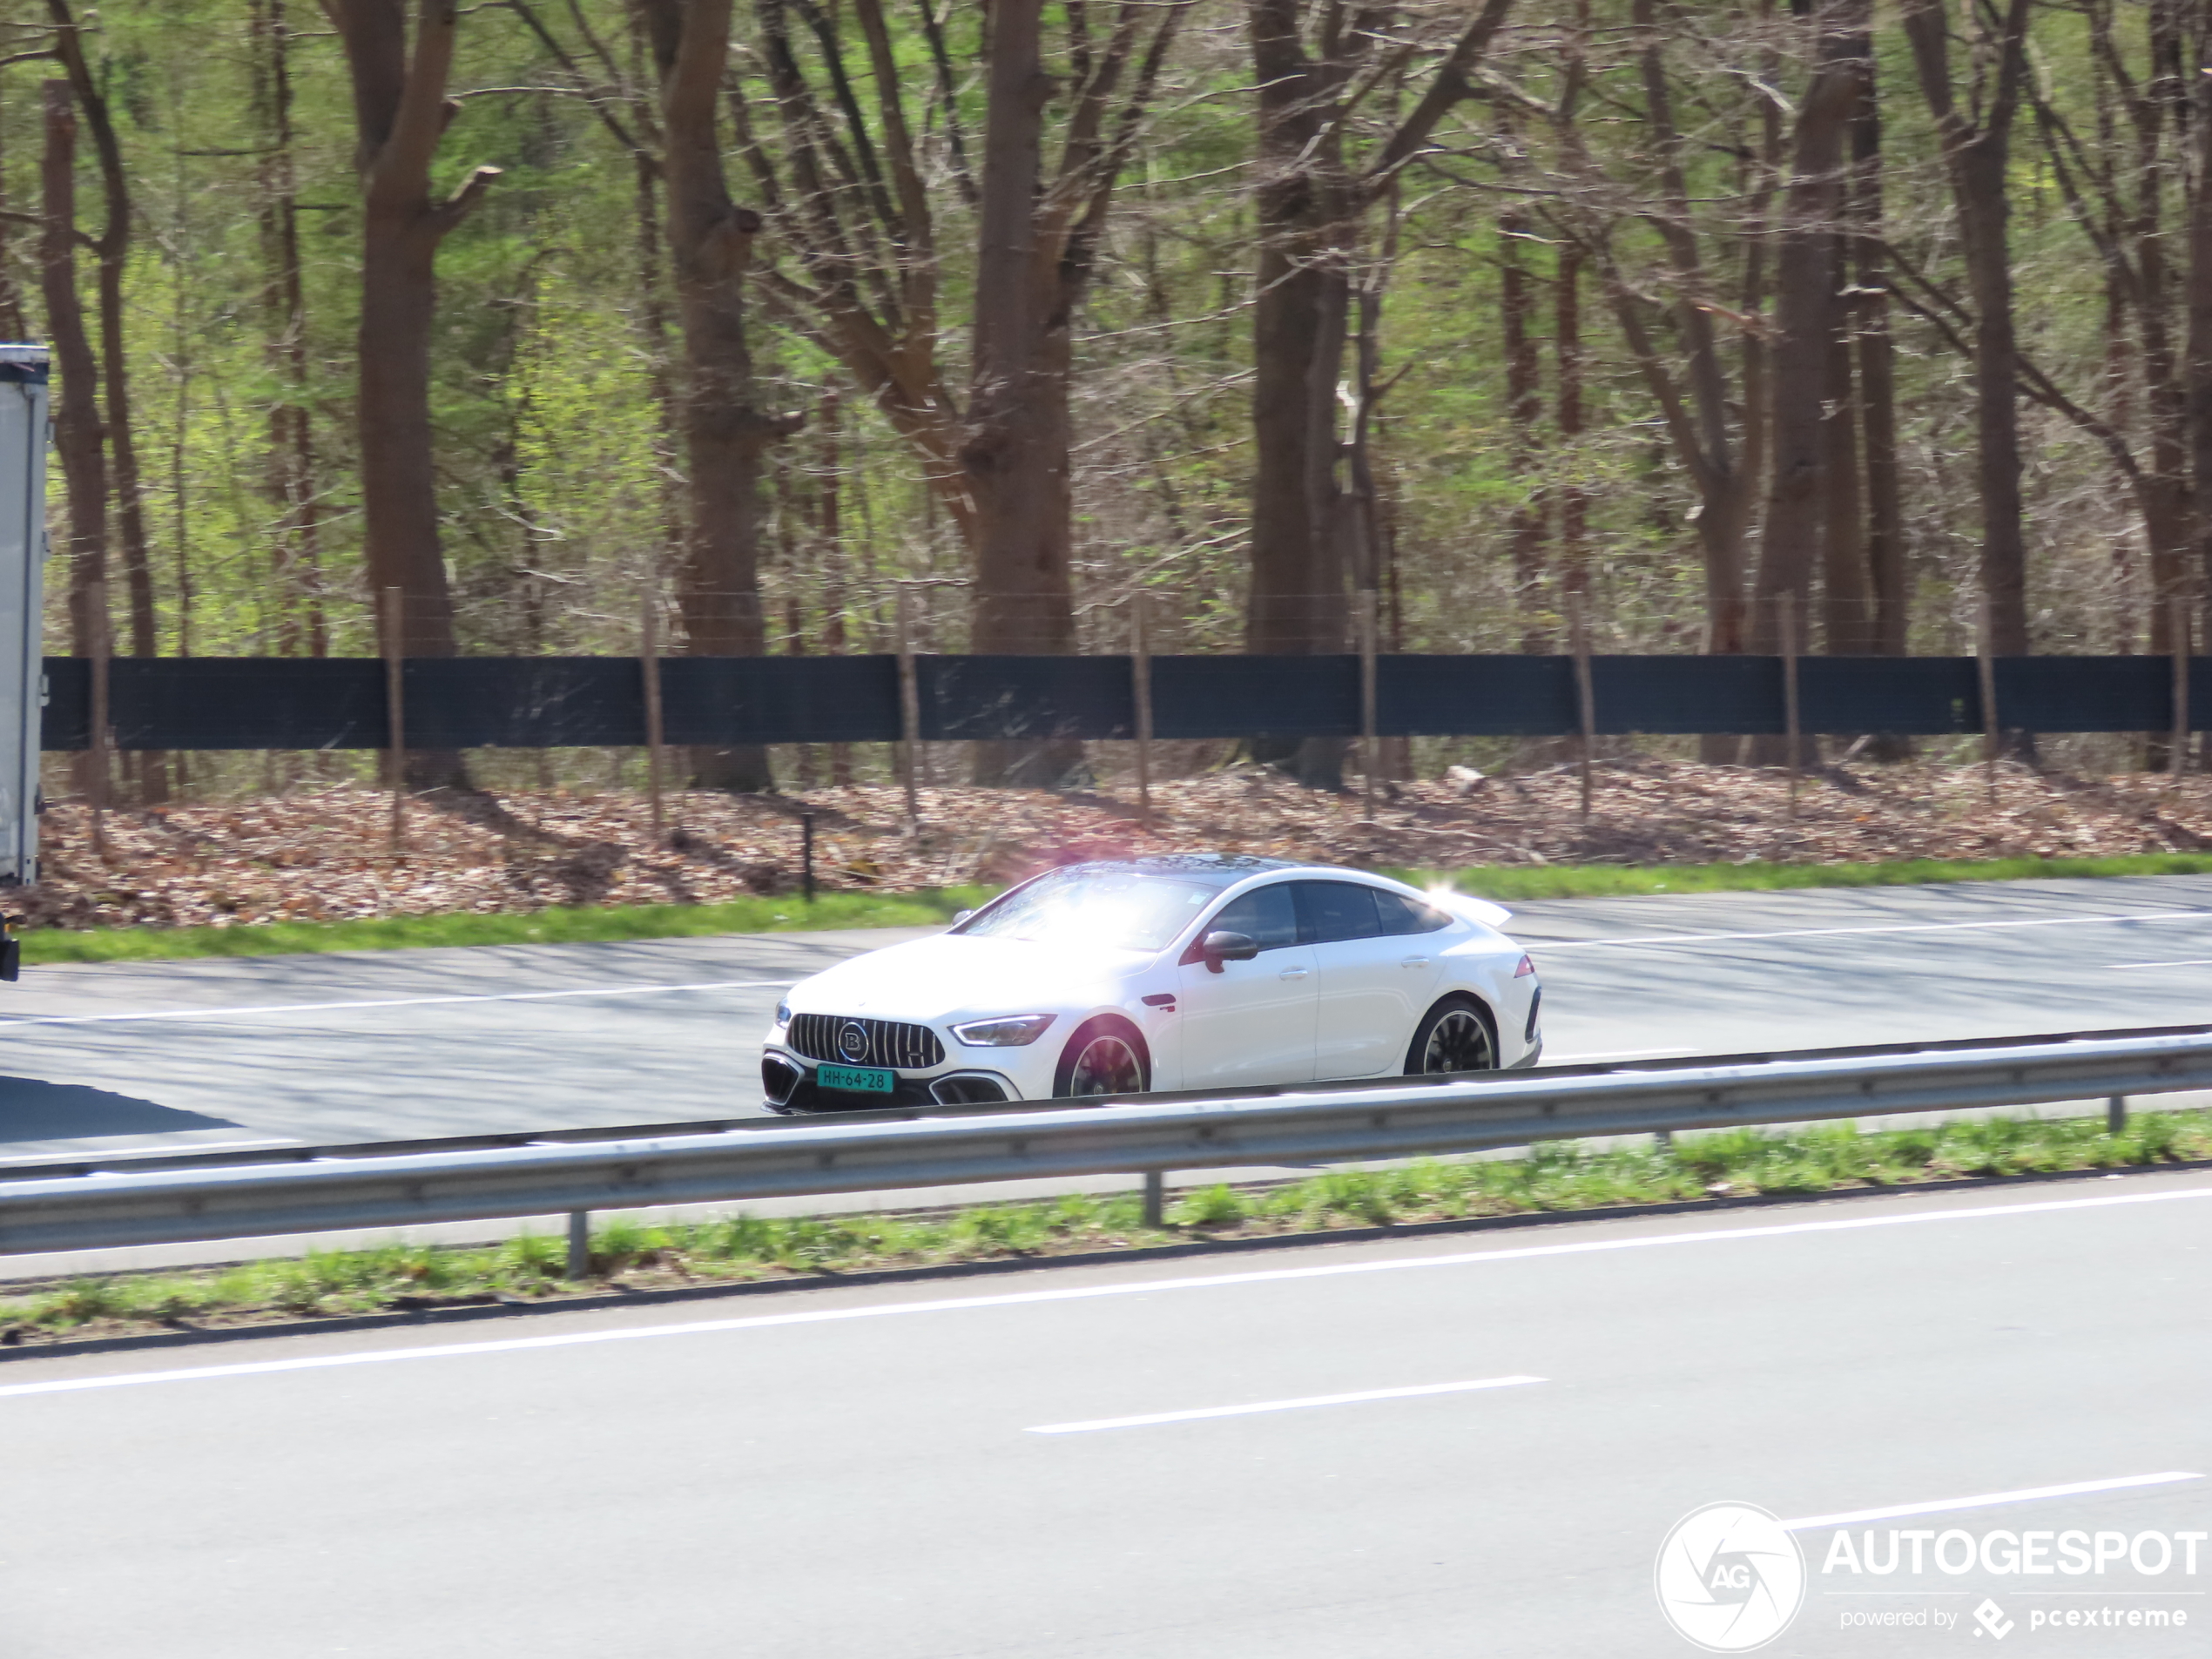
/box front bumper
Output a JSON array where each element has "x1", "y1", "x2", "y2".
[{"x1": 760, "y1": 1048, "x2": 1022, "y2": 1113}]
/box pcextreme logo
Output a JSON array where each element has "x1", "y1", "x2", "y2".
[{"x1": 1655, "y1": 1501, "x2": 1809, "y2": 1653}]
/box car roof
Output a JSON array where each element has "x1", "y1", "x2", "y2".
[{"x1": 1038, "y1": 855, "x2": 1387, "y2": 893}]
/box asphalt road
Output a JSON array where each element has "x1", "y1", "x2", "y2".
[
  {"x1": 3, "y1": 1174, "x2": 2205, "y2": 1657},
  {"x1": 3, "y1": 873, "x2": 2211, "y2": 1166}
]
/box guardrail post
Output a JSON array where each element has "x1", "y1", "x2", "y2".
[
  {"x1": 566, "y1": 1209, "x2": 590, "y2": 1278},
  {"x1": 1142, "y1": 1170, "x2": 1164, "y2": 1229},
  {"x1": 2108, "y1": 1095, "x2": 2127, "y2": 1136}
]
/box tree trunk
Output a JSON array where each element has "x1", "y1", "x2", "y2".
[
  {"x1": 254, "y1": 0, "x2": 326, "y2": 659},
  {"x1": 0, "y1": 115, "x2": 28, "y2": 341},
  {"x1": 1556, "y1": 241, "x2": 1588, "y2": 622},
  {"x1": 2190, "y1": 0, "x2": 2212, "y2": 634},
  {"x1": 642, "y1": 0, "x2": 781, "y2": 792},
  {"x1": 49, "y1": 0, "x2": 164, "y2": 799},
  {"x1": 40, "y1": 82, "x2": 105, "y2": 664},
  {"x1": 1851, "y1": 53, "x2": 1908, "y2": 666},
  {"x1": 1750, "y1": 0, "x2": 1865, "y2": 658},
  {"x1": 1502, "y1": 209, "x2": 1546, "y2": 654},
  {"x1": 961, "y1": 0, "x2": 1081, "y2": 785},
  {"x1": 328, "y1": 0, "x2": 497, "y2": 790},
  {"x1": 1903, "y1": 0, "x2": 2033, "y2": 664}
]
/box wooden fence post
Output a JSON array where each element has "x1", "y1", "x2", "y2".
[
  {"x1": 1359, "y1": 589, "x2": 1379, "y2": 824},
  {"x1": 895, "y1": 583, "x2": 921, "y2": 837},
  {"x1": 2171, "y1": 595, "x2": 2190, "y2": 786},
  {"x1": 1977, "y1": 600, "x2": 2000, "y2": 806},
  {"x1": 88, "y1": 578, "x2": 109, "y2": 860},
  {"x1": 1780, "y1": 594, "x2": 1801, "y2": 818},
  {"x1": 1568, "y1": 592, "x2": 1595, "y2": 821},
  {"x1": 642, "y1": 589, "x2": 667, "y2": 839},
  {"x1": 382, "y1": 585, "x2": 406, "y2": 853},
  {"x1": 1131, "y1": 590, "x2": 1154, "y2": 833}
]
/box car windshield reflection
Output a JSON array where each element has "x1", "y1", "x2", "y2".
[{"x1": 955, "y1": 870, "x2": 1217, "y2": 952}]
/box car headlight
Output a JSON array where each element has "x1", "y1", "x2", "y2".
[
  {"x1": 772, "y1": 1001, "x2": 791, "y2": 1028},
  {"x1": 951, "y1": 1014, "x2": 1055, "y2": 1047}
]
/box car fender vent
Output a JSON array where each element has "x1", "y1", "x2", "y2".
[{"x1": 788, "y1": 1013, "x2": 946, "y2": 1071}]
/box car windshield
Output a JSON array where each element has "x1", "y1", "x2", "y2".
[{"x1": 957, "y1": 870, "x2": 1217, "y2": 953}]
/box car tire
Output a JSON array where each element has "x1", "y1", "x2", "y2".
[
  {"x1": 1053, "y1": 1017, "x2": 1150, "y2": 1098},
  {"x1": 1405, "y1": 995, "x2": 1498, "y2": 1076}
]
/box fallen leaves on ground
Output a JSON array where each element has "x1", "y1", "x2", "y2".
[{"x1": 20, "y1": 755, "x2": 2212, "y2": 933}]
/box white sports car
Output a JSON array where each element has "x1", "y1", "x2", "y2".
[{"x1": 760, "y1": 854, "x2": 1541, "y2": 1111}]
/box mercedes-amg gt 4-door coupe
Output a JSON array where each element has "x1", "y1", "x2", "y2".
[{"x1": 760, "y1": 854, "x2": 1541, "y2": 1112}]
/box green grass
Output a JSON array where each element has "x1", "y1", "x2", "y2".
[
  {"x1": 18, "y1": 888, "x2": 997, "y2": 965},
  {"x1": 5, "y1": 1108, "x2": 2203, "y2": 1339},
  {"x1": 24, "y1": 850, "x2": 2212, "y2": 963},
  {"x1": 1406, "y1": 853, "x2": 2212, "y2": 902}
]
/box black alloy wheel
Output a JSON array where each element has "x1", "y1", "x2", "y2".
[
  {"x1": 1056, "y1": 1022, "x2": 1149, "y2": 1097},
  {"x1": 1408, "y1": 997, "x2": 1497, "y2": 1076}
]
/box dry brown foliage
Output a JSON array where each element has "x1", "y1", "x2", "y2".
[{"x1": 18, "y1": 757, "x2": 2212, "y2": 933}]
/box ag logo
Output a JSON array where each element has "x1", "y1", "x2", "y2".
[
  {"x1": 1655, "y1": 1501, "x2": 1806, "y2": 1652},
  {"x1": 838, "y1": 1021, "x2": 870, "y2": 1061}
]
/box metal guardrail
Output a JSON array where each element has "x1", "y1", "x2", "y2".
[
  {"x1": 6, "y1": 1019, "x2": 2207, "y2": 1188},
  {"x1": 2, "y1": 1028, "x2": 2209, "y2": 1259}
]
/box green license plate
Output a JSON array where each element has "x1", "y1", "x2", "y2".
[{"x1": 817, "y1": 1063, "x2": 895, "y2": 1095}]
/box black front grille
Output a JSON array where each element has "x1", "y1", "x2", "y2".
[{"x1": 788, "y1": 1013, "x2": 945, "y2": 1071}]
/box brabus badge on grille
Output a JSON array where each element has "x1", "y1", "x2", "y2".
[{"x1": 838, "y1": 1022, "x2": 870, "y2": 1061}]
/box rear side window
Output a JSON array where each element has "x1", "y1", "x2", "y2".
[
  {"x1": 1372, "y1": 889, "x2": 1453, "y2": 935},
  {"x1": 1295, "y1": 880, "x2": 1381, "y2": 943},
  {"x1": 1199, "y1": 884, "x2": 1300, "y2": 951}
]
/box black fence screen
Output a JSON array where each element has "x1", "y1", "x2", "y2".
[{"x1": 33, "y1": 652, "x2": 2210, "y2": 752}]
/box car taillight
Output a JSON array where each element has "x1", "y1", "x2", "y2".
[{"x1": 1514, "y1": 954, "x2": 1535, "y2": 977}]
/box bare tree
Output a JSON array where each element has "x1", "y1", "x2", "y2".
[
  {"x1": 637, "y1": 0, "x2": 790, "y2": 792},
  {"x1": 252, "y1": 0, "x2": 327, "y2": 658},
  {"x1": 1902, "y1": 0, "x2": 2034, "y2": 659},
  {"x1": 1245, "y1": 0, "x2": 1517, "y2": 786},
  {"x1": 325, "y1": 0, "x2": 499, "y2": 787}
]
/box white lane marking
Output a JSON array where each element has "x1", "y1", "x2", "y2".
[
  {"x1": 1545, "y1": 1046, "x2": 1696, "y2": 1062},
  {"x1": 0, "y1": 1136, "x2": 300, "y2": 1167},
  {"x1": 2110, "y1": 959, "x2": 2212, "y2": 970},
  {"x1": 3, "y1": 1182, "x2": 2207, "y2": 1401},
  {"x1": 0, "y1": 979, "x2": 797, "y2": 1029},
  {"x1": 1527, "y1": 907, "x2": 2212, "y2": 953},
  {"x1": 1780, "y1": 1472, "x2": 2204, "y2": 1532},
  {"x1": 1027, "y1": 1374, "x2": 1544, "y2": 1434}
]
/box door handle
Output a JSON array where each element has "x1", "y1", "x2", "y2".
[
  {"x1": 1400, "y1": 956, "x2": 1430, "y2": 968},
  {"x1": 1279, "y1": 966, "x2": 1311, "y2": 980}
]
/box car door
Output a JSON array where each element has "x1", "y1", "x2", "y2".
[
  {"x1": 1173, "y1": 882, "x2": 1317, "y2": 1089},
  {"x1": 1298, "y1": 881, "x2": 1447, "y2": 1078}
]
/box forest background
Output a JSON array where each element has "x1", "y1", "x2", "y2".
[{"x1": 0, "y1": 0, "x2": 2202, "y2": 810}]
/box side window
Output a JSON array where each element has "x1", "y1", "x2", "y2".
[
  {"x1": 1200, "y1": 884, "x2": 1300, "y2": 952},
  {"x1": 1372, "y1": 889, "x2": 1453, "y2": 935},
  {"x1": 1296, "y1": 880, "x2": 1381, "y2": 944}
]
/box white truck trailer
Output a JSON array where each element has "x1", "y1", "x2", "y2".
[{"x1": 0, "y1": 345, "x2": 51, "y2": 975}]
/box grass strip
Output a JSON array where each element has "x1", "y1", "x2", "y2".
[
  {"x1": 24, "y1": 851, "x2": 2212, "y2": 964},
  {"x1": 1408, "y1": 852, "x2": 2212, "y2": 902},
  {"x1": 18, "y1": 887, "x2": 995, "y2": 966},
  {"x1": 6, "y1": 1107, "x2": 2204, "y2": 1342}
]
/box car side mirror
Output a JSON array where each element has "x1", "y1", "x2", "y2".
[
  {"x1": 1201, "y1": 930, "x2": 1258, "y2": 973},
  {"x1": 951, "y1": 909, "x2": 975, "y2": 927}
]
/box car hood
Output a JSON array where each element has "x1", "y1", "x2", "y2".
[{"x1": 788, "y1": 933, "x2": 1154, "y2": 1023}]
